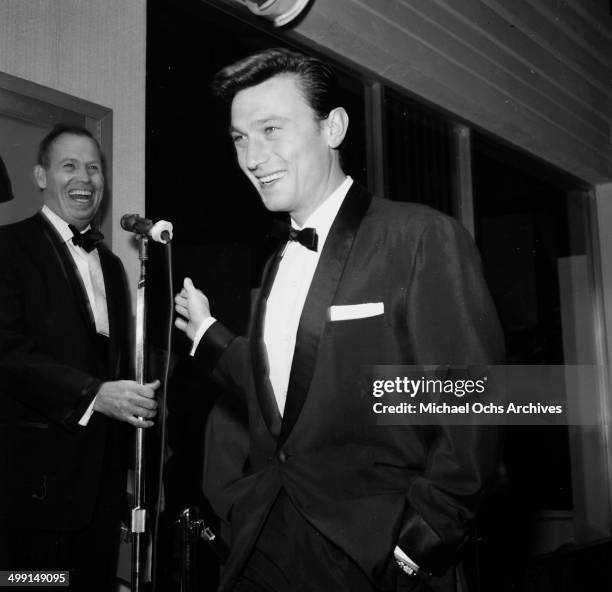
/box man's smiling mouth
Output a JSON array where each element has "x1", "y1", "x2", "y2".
[
  {"x1": 68, "y1": 189, "x2": 93, "y2": 202},
  {"x1": 258, "y1": 172, "x2": 285, "y2": 186}
]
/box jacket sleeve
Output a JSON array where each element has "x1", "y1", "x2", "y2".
[
  {"x1": 396, "y1": 214, "x2": 505, "y2": 575},
  {"x1": 192, "y1": 321, "x2": 254, "y2": 396}
]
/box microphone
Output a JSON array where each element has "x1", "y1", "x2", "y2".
[{"x1": 120, "y1": 214, "x2": 173, "y2": 243}]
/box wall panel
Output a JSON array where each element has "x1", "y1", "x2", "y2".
[{"x1": 0, "y1": 0, "x2": 146, "y2": 291}]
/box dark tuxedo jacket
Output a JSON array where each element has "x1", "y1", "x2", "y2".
[
  {"x1": 197, "y1": 183, "x2": 505, "y2": 591},
  {"x1": 0, "y1": 213, "x2": 130, "y2": 532}
]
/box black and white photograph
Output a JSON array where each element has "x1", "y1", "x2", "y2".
[{"x1": 1, "y1": 1, "x2": 611, "y2": 591}]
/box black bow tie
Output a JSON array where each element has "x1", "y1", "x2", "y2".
[
  {"x1": 271, "y1": 220, "x2": 318, "y2": 252},
  {"x1": 69, "y1": 224, "x2": 104, "y2": 253}
]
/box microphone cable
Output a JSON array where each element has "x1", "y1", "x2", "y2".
[{"x1": 151, "y1": 239, "x2": 173, "y2": 592}]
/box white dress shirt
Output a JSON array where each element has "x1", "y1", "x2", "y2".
[
  {"x1": 263, "y1": 176, "x2": 353, "y2": 415},
  {"x1": 41, "y1": 205, "x2": 108, "y2": 425},
  {"x1": 42, "y1": 205, "x2": 109, "y2": 336}
]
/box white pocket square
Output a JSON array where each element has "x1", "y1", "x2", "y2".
[{"x1": 328, "y1": 302, "x2": 384, "y2": 321}]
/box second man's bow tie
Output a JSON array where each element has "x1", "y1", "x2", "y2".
[
  {"x1": 69, "y1": 224, "x2": 104, "y2": 253},
  {"x1": 271, "y1": 220, "x2": 318, "y2": 252}
]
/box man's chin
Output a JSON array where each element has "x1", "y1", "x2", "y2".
[
  {"x1": 259, "y1": 193, "x2": 289, "y2": 213},
  {"x1": 67, "y1": 210, "x2": 98, "y2": 227}
]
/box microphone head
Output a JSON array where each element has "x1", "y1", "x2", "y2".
[
  {"x1": 121, "y1": 214, "x2": 153, "y2": 234},
  {"x1": 120, "y1": 214, "x2": 135, "y2": 231}
]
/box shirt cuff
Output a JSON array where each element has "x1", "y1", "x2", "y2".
[
  {"x1": 189, "y1": 317, "x2": 217, "y2": 356},
  {"x1": 78, "y1": 396, "x2": 97, "y2": 426},
  {"x1": 394, "y1": 545, "x2": 419, "y2": 572}
]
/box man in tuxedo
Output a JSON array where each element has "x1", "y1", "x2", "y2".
[
  {"x1": 0, "y1": 125, "x2": 159, "y2": 590},
  {"x1": 174, "y1": 49, "x2": 504, "y2": 591}
]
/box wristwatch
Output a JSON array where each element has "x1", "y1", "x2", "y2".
[
  {"x1": 394, "y1": 546, "x2": 419, "y2": 576},
  {"x1": 396, "y1": 558, "x2": 418, "y2": 576}
]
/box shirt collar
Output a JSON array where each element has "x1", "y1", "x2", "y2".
[
  {"x1": 291, "y1": 176, "x2": 353, "y2": 250},
  {"x1": 41, "y1": 204, "x2": 91, "y2": 244}
]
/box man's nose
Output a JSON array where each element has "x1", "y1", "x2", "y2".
[
  {"x1": 245, "y1": 138, "x2": 267, "y2": 171},
  {"x1": 74, "y1": 164, "x2": 91, "y2": 182}
]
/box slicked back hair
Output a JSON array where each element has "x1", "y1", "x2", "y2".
[
  {"x1": 212, "y1": 47, "x2": 341, "y2": 120},
  {"x1": 37, "y1": 124, "x2": 103, "y2": 171}
]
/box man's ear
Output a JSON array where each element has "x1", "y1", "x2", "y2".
[
  {"x1": 33, "y1": 165, "x2": 47, "y2": 190},
  {"x1": 325, "y1": 107, "x2": 349, "y2": 149}
]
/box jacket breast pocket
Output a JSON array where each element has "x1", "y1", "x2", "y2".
[{"x1": 320, "y1": 314, "x2": 395, "y2": 382}]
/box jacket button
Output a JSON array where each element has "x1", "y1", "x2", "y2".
[{"x1": 278, "y1": 450, "x2": 288, "y2": 463}]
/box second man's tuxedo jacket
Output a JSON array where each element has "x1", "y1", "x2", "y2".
[
  {"x1": 0, "y1": 213, "x2": 131, "y2": 532},
  {"x1": 195, "y1": 182, "x2": 505, "y2": 590}
]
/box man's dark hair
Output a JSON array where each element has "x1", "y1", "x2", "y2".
[
  {"x1": 212, "y1": 47, "x2": 340, "y2": 119},
  {"x1": 37, "y1": 124, "x2": 103, "y2": 170}
]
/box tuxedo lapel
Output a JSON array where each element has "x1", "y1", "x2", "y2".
[
  {"x1": 279, "y1": 184, "x2": 372, "y2": 445},
  {"x1": 98, "y1": 247, "x2": 121, "y2": 378},
  {"x1": 250, "y1": 247, "x2": 285, "y2": 439},
  {"x1": 36, "y1": 214, "x2": 97, "y2": 338}
]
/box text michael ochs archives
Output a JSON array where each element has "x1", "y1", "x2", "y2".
[
  {"x1": 365, "y1": 366, "x2": 603, "y2": 426},
  {"x1": 371, "y1": 376, "x2": 562, "y2": 417}
]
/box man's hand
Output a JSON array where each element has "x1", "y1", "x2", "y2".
[
  {"x1": 94, "y1": 379, "x2": 160, "y2": 428},
  {"x1": 174, "y1": 277, "x2": 211, "y2": 341}
]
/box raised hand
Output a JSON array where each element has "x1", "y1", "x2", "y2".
[{"x1": 174, "y1": 277, "x2": 212, "y2": 341}]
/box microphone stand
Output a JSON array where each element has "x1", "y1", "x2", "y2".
[
  {"x1": 132, "y1": 234, "x2": 149, "y2": 592},
  {"x1": 120, "y1": 216, "x2": 173, "y2": 591}
]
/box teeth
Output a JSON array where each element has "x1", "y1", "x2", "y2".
[
  {"x1": 69, "y1": 190, "x2": 92, "y2": 197},
  {"x1": 259, "y1": 172, "x2": 284, "y2": 185}
]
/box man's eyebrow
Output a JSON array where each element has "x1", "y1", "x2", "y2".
[
  {"x1": 255, "y1": 116, "x2": 288, "y2": 125},
  {"x1": 58, "y1": 157, "x2": 101, "y2": 165},
  {"x1": 229, "y1": 116, "x2": 289, "y2": 133}
]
